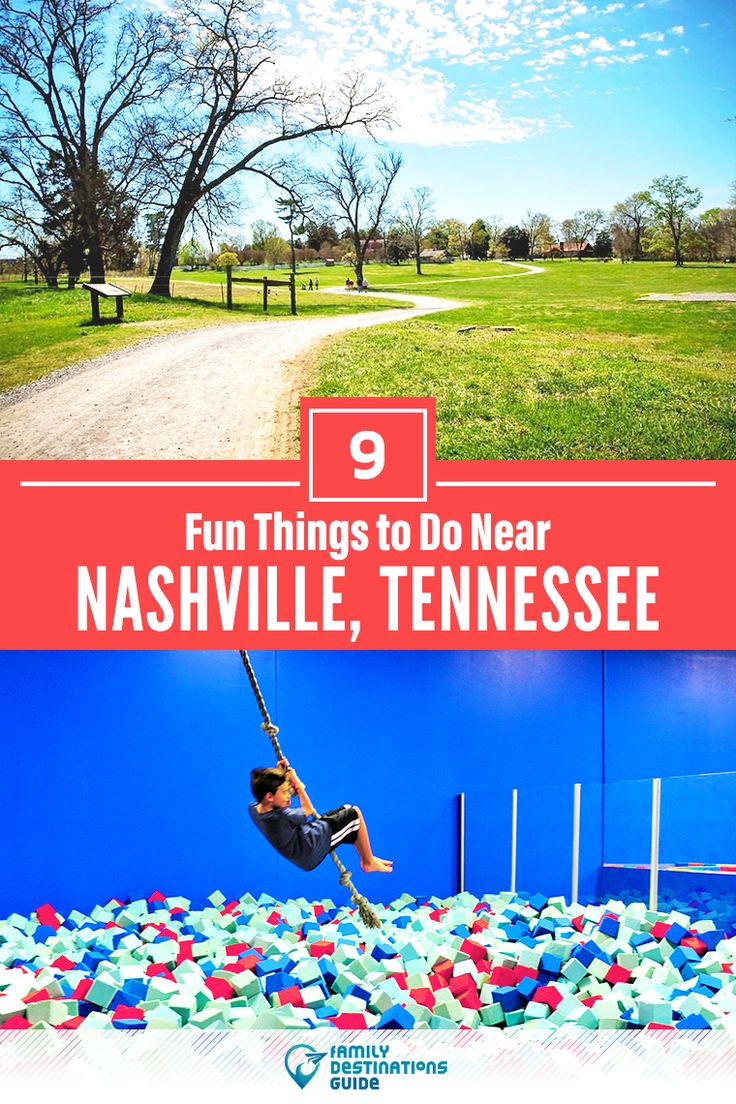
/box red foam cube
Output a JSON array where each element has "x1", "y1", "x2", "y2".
[
  {"x1": 111, "y1": 1005, "x2": 144, "y2": 1021},
  {"x1": 274, "y1": 986, "x2": 305, "y2": 1008},
  {"x1": 146, "y1": 964, "x2": 175, "y2": 981},
  {"x1": 52, "y1": 956, "x2": 76, "y2": 972},
  {"x1": 35, "y1": 904, "x2": 62, "y2": 931},
  {"x1": 606, "y1": 964, "x2": 632, "y2": 984},
  {"x1": 680, "y1": 937, "x2": 707, "y2": 957},
  {"x1": 22, "y1": 988, "x2": 51, "y2": 1005},
  {"x1": 330, "y1": 1013, "x2": 368, "y2": 1029},
  {"x1": 409, "y1": 987, "x2": 436, "y2": 1010},
  {"x1": 57, "y1": 1016, "x2": 85, "y2": 1030},
  {"x1": 204, "y1": 977, "x2": 234, "y2": 1001},
  {"x1": 460, "y1": 939, "x2": 486, "y2": 964},
  {"x1": 431, "y1": 959, "x2": 454, "y2": 982},
  {"x1": 0, "y1": 1015, "x2": 31, "y2": 1030},
  {"x1": 429, "y1": 908, "x2": 449, "y2": 922},
  {"x1": 458, "y1": 989, "x2": 483, "y2": 1010},
  {"x1": 449, "y1": 974, "x2": 476, "y2": 998},
  {"x1": 489, "y1": 967, "x2": 516, "y2": 987},
  {"x1": 651, "y1": 921, "x2": 671, "y2": 940},
  {"x1": 225, "y1": 942, "x2": 250, "y2": 957},
  {"x1": 534, "y1": 985, "x2": 563, "y2": 1010},
  {"x1": 308, "y1": 941, "x2": 335, "y2": 958},
  {"x1": 176, "y1": 940, "x2": 195, "y2": 965},
  {"x1": 71, "y1": 978, "x2": 93, "y2": 1000}
]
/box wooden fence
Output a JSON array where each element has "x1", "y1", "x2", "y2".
[{"x1": 225, "y1": 267, "x2": 296, "y2": 314}]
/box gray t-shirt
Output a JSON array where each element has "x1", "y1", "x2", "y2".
[{"x1": 249, "y1": 802, "x2": 332, "y2": 871}]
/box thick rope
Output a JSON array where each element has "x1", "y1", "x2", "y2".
[{"x1": 239, "y1": 650, "x2": 381, "y2": 929}]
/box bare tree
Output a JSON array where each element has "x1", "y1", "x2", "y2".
[
  {"x1": 520, "y1": 210, "x2": 551, "y2": 260},
  {"x1": 395, "y1": 186, "x2": 434, "y2": 275},
  {"x1": 560, "y1": 209, "x2": 606, "y2": 258},
  {"x1": 646, "y1": 175, "x2": 703, "y2": 267},
  {"x1": 146, "y1": 0, "x2": 392, "y2": 296},
  {"x1": 484, "y1": 215, "x2": 504, "y2": 258},
  {"x1": 313, "y1": 140, "x2": 402, "y2": 285},
  {"x1": 0, "y1": 0, "x2": 171, "y2": 283},
  {"x1": 610, "y1": 192, "x2": 650, "y2": 261}
]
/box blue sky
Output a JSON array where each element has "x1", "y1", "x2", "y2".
[{"x1": 239, "y1": 0, "x2": 735, "y2": 234}]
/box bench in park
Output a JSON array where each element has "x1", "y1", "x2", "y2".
[{"x1": 82, "y1": 281, "x2": 131, "y2": 324}]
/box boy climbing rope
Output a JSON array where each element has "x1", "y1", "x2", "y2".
[{"x1": 249, "y1": 759, "x2": 393, "y2": 874}]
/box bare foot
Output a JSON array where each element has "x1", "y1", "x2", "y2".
[{"x1": 361, "y1": 857, "x2": 393, "y2": 873}]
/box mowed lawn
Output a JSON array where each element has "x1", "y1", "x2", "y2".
[
  {"x1": 309, "y1": 260, "x2": 736, "y2": 460},
  {"x1": 0, "y1": 272, "x2": 405, "y2": 393}
]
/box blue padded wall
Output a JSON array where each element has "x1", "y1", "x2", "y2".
[{"x1": 602, "y1": 651, "x2": 736, "y2": 868}]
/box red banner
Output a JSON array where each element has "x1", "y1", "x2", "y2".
[{"x1": 0, "y1": 398, "x2": 732, "y2": 648}]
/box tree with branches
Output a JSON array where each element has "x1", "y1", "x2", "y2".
[
  {"x1": 145, "y1": 0, "x2": 392, "y2": 296},
  {"x1": 646, "y1": 175, "x2": 703, "y2": 267},
  {"x1": 610, "y1": 192, "x2": 650, "y2": 261},
  {"x1": 560, "y1": 209, "x2": 606, "y2": 258},
  {"x1": 394, "y1": 186, "x2": 434, "y2": 275},
  {"x1": 312, "y1": 140, "x2": 402, "y2": 285},
  {"x1": 521, "y1": 210, "x2": 551, "y2": 260},
  {"x1": 0, "y1": 0, "x2": 171, "y2": 283}
]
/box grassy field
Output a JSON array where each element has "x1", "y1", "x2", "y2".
[
  {"x1": 0, "y1": 271, "x2": 405, "y2": 393},
  {"x1": 2, "y1": 260, "x2": 734, "y2": 459},
  {"x1": 307, "y1": 259, "x2": 736, "y2": 459}
]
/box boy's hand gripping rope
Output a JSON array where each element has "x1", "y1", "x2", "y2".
[{"x1": 239, "y1": 650, "x2": 381, "y2": 929}]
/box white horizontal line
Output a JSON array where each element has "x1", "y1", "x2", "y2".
[
  {"x1": 435, "y1": 481, "x2": 717, "y2": 488},
  {"x1": 20, "y1": 481, "x2": 302, "y2": 489}
]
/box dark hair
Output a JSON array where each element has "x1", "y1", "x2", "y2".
[{"x1": 251, "y1": 766, "x2": 288, "y2": 802}]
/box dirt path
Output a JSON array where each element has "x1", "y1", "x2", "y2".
[
  {"x1": 0, "y1": 291, "x2": 466, "y2": 460},
  {"x1": 373, "y1": 259, "x2": 546, "y2": 289}
]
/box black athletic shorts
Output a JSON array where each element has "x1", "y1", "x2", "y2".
[{"x1": 317, "y1": 804, "x2": 360, "y2": 849}]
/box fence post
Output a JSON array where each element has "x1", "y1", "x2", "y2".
[
  {"x1": 457, "y1": 793, "x2": 465, "y2": 894},
  {"x1": 510, "y1": 788, "x2": 518, "y2": 893},
  {"x1": 649, "y1": 777, "x2": 661, "y2": 911},
  {"x1": 226, "y1": 266, "x2": 233, "y2": 310},
  {"x1": 262, "y1": 276, "x2": 268, "y2": 313},
  {"x1": 290, "y1": 273, "x2": 297, "y2": 315},
  {"x1": 571, "y1": 782, "x2": 581, "y2": 904}
]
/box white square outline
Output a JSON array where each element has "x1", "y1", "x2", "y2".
[{"x1": 308, "y1": 407, "x2": 429, "y2": 502}]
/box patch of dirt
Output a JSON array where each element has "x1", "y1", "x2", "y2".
[{"x1": 636, "y1": 293, "x2": 736, "y2": 302}]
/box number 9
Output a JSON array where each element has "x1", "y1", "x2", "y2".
[{"x1": 351, "y1": 430, "x2": 385, "y2": 480}]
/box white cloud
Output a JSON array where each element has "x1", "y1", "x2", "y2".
[
  {"x1": 668, "y1": 24, "x2": 684, "y2": 35},
  {"x1": 656, "y1": 48, "x2": 672, "y2": 56},
  {"x1": 619, "y1": 38, "x2": 636, "y2": 47},
  {"x1": 641, "y1": 31, "x2": 665, "y2": 41},
  {"x1": 590, "y1": 35, "x2": 613, "y2": 50}
]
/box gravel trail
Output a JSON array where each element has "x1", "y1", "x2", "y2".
[{"x1": 0, "y1": 291, "x2": 466, "y2": 460}]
